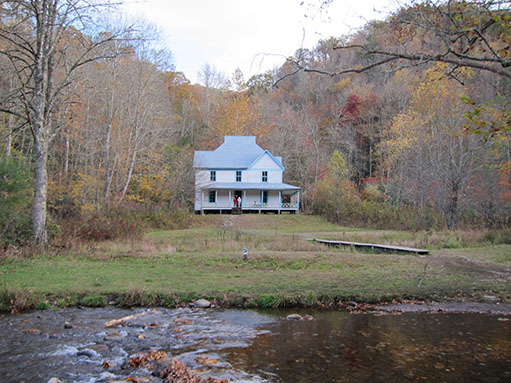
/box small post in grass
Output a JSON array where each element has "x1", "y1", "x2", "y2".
[{"x1": 243, "y1": 248, "x2": 248, "y2": 261}]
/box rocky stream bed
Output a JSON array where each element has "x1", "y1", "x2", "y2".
[
  {"x1": 1, "y1": 302, "x2": 510, "y2": 383},
  {"x1": 0, "y1": 305, "x2": 275, "y2": 383}
]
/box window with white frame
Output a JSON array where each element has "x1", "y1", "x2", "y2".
[
  {"x1": 210, "y1": 170, "x2": 216, "y2": 181},
  {"x1": 208, "y1": 190, "x2": 216, "y2": 203},
  {"x1": 262, "y1": 171, "x2": 268, "y2": 182},
  {"x1": 236, "y1": 171, "x2": 242, "y2": 182}
]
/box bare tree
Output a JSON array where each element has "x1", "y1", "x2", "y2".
[
  {"x1": 278, "y1": 0, "x2": 511, "y2": 84},
  {"x1": 117, "y1": 47, "x2": 171, "y2": 206},
  {"x1": 197, "y1": 63, "x2": 228, "y2": 131},
  {"x1": 0, "y1": 0, "x2": 132, "y2": 243}
]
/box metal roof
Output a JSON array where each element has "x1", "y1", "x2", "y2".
[
  {"x1": 193, "y1": 136, "x2": 282, "y2": 169},
  {"x1": 202, "y1": 182, "x2": 300, "y2": 191}
]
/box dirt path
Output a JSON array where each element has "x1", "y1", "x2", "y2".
[
  {"x1": 222, "y1": 215, "x2": 235, "y2": 228},
  {"x1": 431, "y1": 253, "x2": 511, "y2": 284}
]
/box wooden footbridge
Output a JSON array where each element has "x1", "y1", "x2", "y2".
[{"x1": 309, "y1": 238, "x2": 429, "y2": 255}]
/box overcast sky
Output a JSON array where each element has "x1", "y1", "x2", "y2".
[{"x1": 121, "y1": 0, "x2": 398, "y2": 84}]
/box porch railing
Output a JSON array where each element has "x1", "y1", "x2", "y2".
[{"x1": 201, "y1": 202, "x2": 298, "y2": 209}]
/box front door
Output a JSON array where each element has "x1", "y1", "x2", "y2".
[
  {"x1": 234, "y1": 190, "x2": 242, "y2": 208},
  {"x1": 262, "y1": 190, "x2": 268, "y2": 205}
]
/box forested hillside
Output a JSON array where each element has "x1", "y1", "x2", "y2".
[{"x1": 1, "y1": 0, "x2": 510, "y2": 247}]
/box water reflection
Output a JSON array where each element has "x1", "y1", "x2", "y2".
[{"x1": 224, "y1": 311, "x2": 511, "y2": 382}]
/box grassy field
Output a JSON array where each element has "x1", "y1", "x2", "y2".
[{"x1": 1, "y1": 214, "x2": 510, "y2": 311}]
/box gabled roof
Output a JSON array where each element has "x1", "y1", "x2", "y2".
[
  {"x1": 247, "y1": 150, "x2": 284, "y2": 170},
  {"x1": 193, "y1": 136, "x2": 282, "y2": 170}
]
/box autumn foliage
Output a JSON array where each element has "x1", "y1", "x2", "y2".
[{"x1": 0, "y1": 0, "x2": 509, "y2": 247}]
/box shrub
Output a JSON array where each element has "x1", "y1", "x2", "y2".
[
  {"x1": 35, "y1": 301, "x2": 50, "y2": 310},
  {"x1": 484, "y1": 229, "x2": 511, "y2": 245},
  {"x1": 56, "y1": 211, "x2": 143, "y2": 243},
  {"x1": 138, "y1": 208, "x2": 191, "y2": 230},
  {"x1": 0, "y1": 158, "x2": 32, "y2": 249},
  {"x1": 361, "y1": 185, "x2": 382, "y2": 202},
  {"x1": 0, "y1": 289, "x2": 13, "y2": 312},
  {"x1": 80, "y1": 293, "x2": 107, "y2": 307},
  {"x1": 117, "y1": 289, "x2": 145, "y2": 307},
  {"x1": 56, "y1": 295, "x2": 79, "y2": 307},
  {"x1": 256, "y1": 294, "x2": 282, "y2": 308},
  {"x1": 315, "y1": 182, "x2": 440, "y2": 231},
  {"x1": 54, "y1": 207, "x2": 191, "y2": 246},
  {"x1": 3, "y1": 289, "x2": 38, "y2": 312}
]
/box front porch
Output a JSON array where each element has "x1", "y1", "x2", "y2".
[{"x1": 196, "y1": 187, "x2": 300, "y2": 214}]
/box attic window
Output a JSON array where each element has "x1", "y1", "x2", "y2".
[
  {"x1": 236, "y1": 171, "x2": 242, "y2": 182},
  {"x1": 210, "y1": 171, "x2": 216, "y2": 181},
  {"x1": 262, "y1": 171, "x2": 268, "y2": 182}
]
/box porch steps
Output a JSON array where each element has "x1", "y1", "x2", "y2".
[{"x1": 231, "y1": 207, "x2": 242, "y2": 215}]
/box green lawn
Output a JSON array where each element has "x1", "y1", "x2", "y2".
[{"x1": 1, "y1": 214, "x2": 510, "y2": 310}]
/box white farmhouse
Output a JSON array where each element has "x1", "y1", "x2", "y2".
[{"x1": 193, "y1": 136, "x2": 300, "y2": 214}]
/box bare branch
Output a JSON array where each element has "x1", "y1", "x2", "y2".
[{"x1": 273, "y1": 67, "x2": 302, "y2": 88}]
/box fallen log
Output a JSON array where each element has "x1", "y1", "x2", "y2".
[{"x1": 105, "y1": 311, "x2": 155, "y2": 327}]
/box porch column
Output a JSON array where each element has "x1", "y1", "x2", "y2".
[
  {"x1": 297, "y1": 190, "x2": 300, "y2": 213},
  {"x1": 279, "y1": 190, "x2": 282, "y2": 208},
  {"x1": 229, "y1": 190, "x2": 231, "y2": 208},
  {"x1": 243, "y1": 190, "x2": 246, "y2": 208}
]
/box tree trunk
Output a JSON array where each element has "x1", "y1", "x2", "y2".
[
  {"x1": 5, "y1": 113, "x2": 13, "y2": 159},
  {"x1": 32, "y1": 5, "x2": 50, "y2": 244},
  {"x1": 32, "y1": 134, "x2": 49, "y2": 244},
  {"x1": 447, "y1": 183, "x2": 459, "y2": 229},
  {"x1": 117, "y1": 141, "x2": 137, "y2": 206},
  {"x1": 103, "y1": 68, "x2": 117, "y2": 207},
  {"x1": 63, "y1": 130, "x2": 69, "y2": 176},
  {"x1": 117, "y1": 107, "x2": 140, "y2": 206},
  {"x1": 368, "y1": 140, "x2": 372, "y2": 178},
  {"x1": 104, "y1": 120, "x2": 112, "y2": 206},
  {"x1": 5, "y1": 77, "x2": 13, "y2": 159}
]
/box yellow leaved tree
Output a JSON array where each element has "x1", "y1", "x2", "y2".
[{"x1": 380, "y1": 63, "x2": 490, "y2": 228}]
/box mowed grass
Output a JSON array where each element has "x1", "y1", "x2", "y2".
[{"x1": 1, "y1": 214, "x2": 510, "y2": 309}]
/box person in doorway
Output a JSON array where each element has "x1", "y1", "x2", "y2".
[
  {"x1": 237, "y1": 196, "x2": 241, "y2": 208},
  {"x1": 233, "y1": 196, "x2": 237, "y2": 207}
]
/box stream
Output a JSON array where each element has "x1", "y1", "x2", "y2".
[{"x1": 0, "y1": 305, "x2": 510, "y2": 382}]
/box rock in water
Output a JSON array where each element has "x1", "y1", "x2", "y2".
[
  {"x1": 64, "y1": 322, "x2": 72, "y2": 329},
  {"x1": 286, "y1": 314, "x2": 303, "y2": 320},
  {"x1": 47, "y1": 378, "x2": 62, "y2": 383},
  {"x1": 77, "y1": 349, "x2": 100, "y2": 358},
  {"x1": 194, "y1": 299, "x2": 211, "y2": 308}
]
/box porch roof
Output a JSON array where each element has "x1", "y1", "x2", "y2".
[{"x1": 201, "y1": 182, "x2": 300, "y2": 191}]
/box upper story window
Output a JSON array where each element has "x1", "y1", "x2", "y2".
[
  {"x1": 236, "y1": 171, "x2": 242, "y2": 182},
  {"x1": 210, "y1": 171, "x2": 216, "y2": 181},
  {"x1": 262, "y1": 171, "x2": 268, "y2": 182}
]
